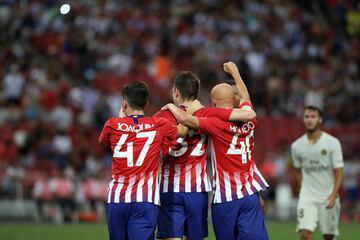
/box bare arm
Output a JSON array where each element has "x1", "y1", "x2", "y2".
[
  {"x1": 187, "y1": 99, "x2": 203, "y2": 115},
  {"x1": 293, "y1": 166, "x2": 302, "y2": 195},
  {"x1": 177, "y1": 125, "x2": 188, "y2": 138},
  {"x1": 332, "y1": 168, "x2": 343, "y2": 196},
  {"x1": 223, "y1": 61, "x2": 251, "y2": 103},
  {"x1": 228, "y1": 108, "x2": 256, "y2": 122},
  {"x1": 164, "y1": 102, "x2": 256, "y2": 125},
  {"x1": 326, "y1": 167, "x2": 343, "y2": 209},
  {"x1": 162, "y1": 104, "x2": 200, "y2": 129},
  {"x1": 188, "y1": 98, "x2": 256, "y2": 122},
  {"x1": 176, "y1": 100, "x2": 204, "y2": 137}
]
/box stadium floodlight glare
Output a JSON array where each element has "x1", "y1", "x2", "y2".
[{"x1": 60, "y1": 4, "x2": 71, "y2": 15}]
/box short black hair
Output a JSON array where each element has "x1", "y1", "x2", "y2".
[
  {"x1": 173, "y1": 71, "x2": 200, "y2": 100},
  {"x1": 122, "y1": 81, "x2": 149, "y2": 110},
  {"x1": 304, "y1": 105, "x2": 323, "y2": 118}
]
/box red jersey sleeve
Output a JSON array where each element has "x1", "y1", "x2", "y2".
[
  {"x1": 99, "y1": 118, "x2": 112, "y2": 145},
  {"x1": 154, "y1": 110, "x2": 177, "y2": 124},
  {"x1": 197, "y1": 117, "x2": 224, "y2": 136},
  {"x1": 239, "y1": 102, "x2": 257, "y2": 125},
  {"x1": 155, "y1": 117, "x2": 178, "y2": 142},
  {"x1": 239, "y1": 101, "x2": 254, "y2": 110},
  {"x1": 195, "y1": 107, "x2": 232, "y2": 121}
]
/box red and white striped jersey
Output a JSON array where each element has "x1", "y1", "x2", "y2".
[
  {"x1": 198, "y1": 102, "x2": 269, "y2": 203},
  {"x1": 99, "y1": 115, "x2": 177, "y2": 205},
  {"x1": 155, "y1": 107, "x2": 233, "y2": 193}
]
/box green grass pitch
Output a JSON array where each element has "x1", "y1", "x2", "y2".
[{"x1": 0, "y1": 221, "x2": 358, "y2": 240}]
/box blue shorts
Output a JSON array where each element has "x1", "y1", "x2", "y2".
[
  {"x1": 107, "y1": 202, "x2": 158, "y2": 240},
  {"x1": 157, "y1": 192, "x2": 208, "y2": 240},
  {"x1": 211, "y1": 193, "x2": 269, "y2": 240}
]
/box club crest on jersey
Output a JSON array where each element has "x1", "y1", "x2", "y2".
[
  {"x1": 229, "y1": 121, "x2": 255, "y2": 134},
  {"x1": 117, "y1": 123, "x2": 154, "y2": 132},
  {"x1": 321, "y1": 149, "x2": 327, "y2": 155}
]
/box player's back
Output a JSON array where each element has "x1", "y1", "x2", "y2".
[
  {"x1": 155, "y1": 109, "x2": 210, "y2": 193},
  {"x1": 197, "y1": 105, "x2": 268, "y2": 203},
  {"x1": 156, "y1": 107, "x2": 233, "y2": 193},
  {"x1": 156, "y1": 107, "x2": 236, "y2": 193},
  {"x1": 99, "y1": 116, "x2": 177, "y2": 204}
]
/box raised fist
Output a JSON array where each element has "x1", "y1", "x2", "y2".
[{"x1": 223, "y1": 61, "x2": 239, "y2": 75}]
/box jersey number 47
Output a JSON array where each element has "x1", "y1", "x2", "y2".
[{"x1": 113, "y1": 131, "x2": 156, "y2": 167}]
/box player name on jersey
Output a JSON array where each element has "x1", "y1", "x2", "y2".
[
  {"x1": 229, "y1": 121, "x2": 255, "y2": 134},
  {"x1": 116, "y1": 123, "x2": 154, "y2": 132}
]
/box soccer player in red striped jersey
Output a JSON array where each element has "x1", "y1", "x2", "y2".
[
  {"x1": 99, "y1": 81, "x2": 179, "y2": 240},
  {"x1": 155, "y1": 72, "x2": 233, "y2": 240},
  {"x1": 155, "y1": 71, "x2": 258, "y2": 240},
  {"x1": 163, "y1": 62, "x2": 269, "y2": 240}
]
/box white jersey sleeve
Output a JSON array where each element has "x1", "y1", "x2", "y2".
[
  {"x1": 291, "y1": 143, "x2": 302, "y2": 168},
  {"x1": 331, "y1": 139, "x2": 344, "y2": 169}
]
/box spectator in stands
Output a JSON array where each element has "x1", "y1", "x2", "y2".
[
  {"x1": 81, "y1": 174, "x2": 107, "y2": 213},
  {"x1": 32, "y1": 172, "x2": 53, "y2": 221},
  {"x1": 49, "y1": 168, "x2": 76, "y2": 223},
  {"x1": 0, "y1": 0, "x2": 358, "y2": 223},
  {"x1": 3, "y1": 64, "x2": 25, "y2": 105}
]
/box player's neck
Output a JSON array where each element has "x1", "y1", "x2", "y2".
[
  {"x1": 214, "y1": 102, "x2": 233, "y2": 109},
  {"x1": 212, "y1": 98, "x2": 234, "y2": 109},
  {"x1": 125, "y1": 109, "x2": 145, "y2": 116},
  {"x1": 177, "y1": 100, "x2": 193, "y2": 108},
  {"x1": 218, "y1": 104, "x2": 233, "y2": 109},
  {"x1": 306, "y1": 128, "x2": 322, "y2": 144}
]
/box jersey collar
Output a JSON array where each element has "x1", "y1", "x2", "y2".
[{"x1": 127, "y1": 115, "x2": 145, "y2": 124}]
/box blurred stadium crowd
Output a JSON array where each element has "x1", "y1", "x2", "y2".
[{"x1": 0, "y1": 0, "x2": 359, "y2": 223}]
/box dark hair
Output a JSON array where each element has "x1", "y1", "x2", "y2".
[
  {"x1": 304, "y1": 105, "x2": 323, "y2": 118},
  {"x1": 122, "y1": 81, "x2": 149, "y2": 110},
  {"x1": 173, "y1": 71, "x2": 200, "y2": 100}
]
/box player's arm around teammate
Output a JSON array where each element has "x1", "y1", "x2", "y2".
[
  {"x1": 155, "y1": 72, "x2": 215, "y2": 240},
  {"x1": 156, "y1": 70, "x2": 257, "y2": 240},
  {"x1": 164, "y1": 84, "x2": 269, "y2": 240},
  {"x1": 164, "y1": 62, "x2": 270, "y2": 240},
  {"x1": 162, "y1": 102, "x2": 256, "y2": 129},
  {"x1": 162, "y1": 62, "x2": 256, "y2": 128}
]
